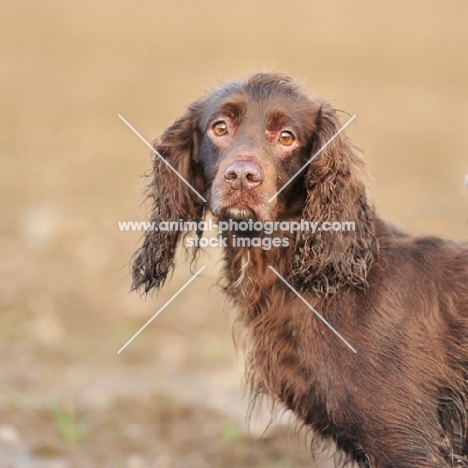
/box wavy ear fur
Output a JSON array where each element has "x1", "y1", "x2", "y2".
[
  {"x1": 132, "y1": 107, "x2": 206, "y2": 294},
  {"x1": 290, "y1": 102, "x2": 379, "y2": 296}
]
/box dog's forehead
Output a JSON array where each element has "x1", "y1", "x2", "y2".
[{"x1": 202, "y1": 80, "x2": 318, "y2": 132}]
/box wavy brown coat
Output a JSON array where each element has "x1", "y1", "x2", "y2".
[{"x1": 132, "y1": 73, "x2": 468, "y2": 468}]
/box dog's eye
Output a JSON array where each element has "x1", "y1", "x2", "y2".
[
  {"x1": 213, "y1": 121, "x2": 228, "y2": 136},
  {"x1": 278, "y1": 130, "x2": 294, "y2": 146}
]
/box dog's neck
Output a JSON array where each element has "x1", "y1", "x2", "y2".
[{"x1": 219, "y1": 228, "x2": 295, "y2": 319}]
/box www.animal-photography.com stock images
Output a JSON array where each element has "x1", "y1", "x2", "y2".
[{"x1": 1, "y1": 2, "x2": 468, "y2": 468}]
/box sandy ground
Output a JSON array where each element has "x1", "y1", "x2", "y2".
[{"x1": 0, "y1": 1, "x2": 467, "y2": 466}]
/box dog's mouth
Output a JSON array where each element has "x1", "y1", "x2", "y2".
[
  {"x1": 221, "y1": 201, "x2": 257, "y2": 220},
  {"x1": 212, "y1": 191, "x2": 266, "y2": 221}
]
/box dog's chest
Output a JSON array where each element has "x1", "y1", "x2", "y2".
[{"x1": 246, "y1": 298, "x2": 352, "y2": 421}]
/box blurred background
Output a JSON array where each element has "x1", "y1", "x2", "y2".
[{"x1": 1, "y1": 1, "x2": 467, "y2": 467}]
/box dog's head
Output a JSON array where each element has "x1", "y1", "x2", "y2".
[
  {"x1": 196, "y1": 74, "x2": 317, "y2": 222},
  {"x1": 132, "y1": 73, "x2": 378, "y2": 296}
]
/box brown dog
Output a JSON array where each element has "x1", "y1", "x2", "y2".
[{"x1": 132, "y1": 73, "x2": 468, "y2": 468}]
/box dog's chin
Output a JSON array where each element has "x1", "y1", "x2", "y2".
[
  {"x1": 213, "y1": 204, "x2": 258, "y2": 221},
  {"x1": 224, "y1": 207, "x2": 254, "y2": 220},
  {"x1": 211, "y1": 203, "x2": 271, "y2": 221}
]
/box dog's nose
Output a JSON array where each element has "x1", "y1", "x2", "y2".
[{"x1": 224, "y1": 161, "x2": 263, "y2": 191}]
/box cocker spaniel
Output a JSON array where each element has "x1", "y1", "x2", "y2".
[{"x1": 132, "y1": 73, "x2": 468, "y2": 468}]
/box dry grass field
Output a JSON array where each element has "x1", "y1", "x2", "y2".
[{"x1": 0, "y1": 1, "x2": 467, "y2": 467}]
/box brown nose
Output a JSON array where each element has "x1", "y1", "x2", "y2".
[{"x1": 224, "y1": 161, "x2": 263, "y2": 191}]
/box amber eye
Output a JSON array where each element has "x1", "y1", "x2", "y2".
[
  {"x1": 278, "y1": 130, "x2": 294, "y2": 146},
  {"x1": 213, "y1": 121, "x2": 228, "y2": 136}
]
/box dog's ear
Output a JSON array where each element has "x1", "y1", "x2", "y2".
[
  {"x1": 291, "y1": 102, "x2": 379, "y2": 296},
  {"x1": 132, "y1": 105, "x2": 206, "y2": 294}
]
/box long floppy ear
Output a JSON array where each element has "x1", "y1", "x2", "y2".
[
  {"x1": 132, "y1": 106, "x2": 206, "y2": 294},
  {"x1": 290, "y1": 102, "x2": 379, "y2": 297}
]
